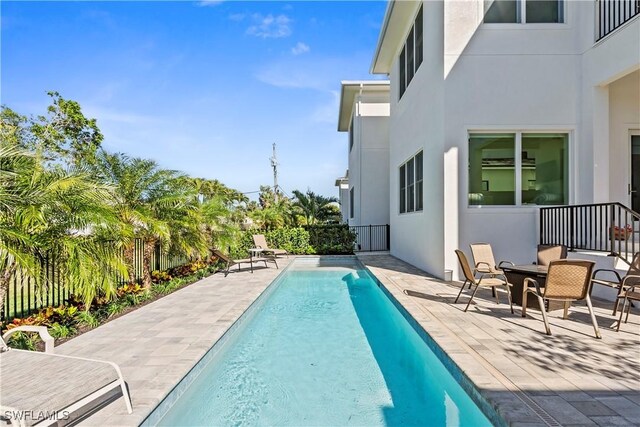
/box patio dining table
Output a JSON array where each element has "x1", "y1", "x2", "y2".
[{"x1": 501, "y1": 264, "x2": 553, "y2": 310}]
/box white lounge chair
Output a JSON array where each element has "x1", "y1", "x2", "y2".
[
  {"x1": 252, "y1": 234, "x2": 288, "y2": 257},
  {"x1": 0, "y1": 326, "x2": 132, "y2": 426}
]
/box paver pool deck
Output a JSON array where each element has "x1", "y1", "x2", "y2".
[{"x1": 53, "y1": 255, "x2": 639, "y2": 426}]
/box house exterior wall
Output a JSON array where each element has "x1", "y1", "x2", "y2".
[
  {"x1": 381, "y1": 0, "x2": 639, "y2": 278},
  {"x1": 348, "y1": 93, "x2": 391, "y2": 227}
]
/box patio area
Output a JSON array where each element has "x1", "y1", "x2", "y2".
[
  {"x1": 49, "y1": 254, "x2": 640, "y2": 426},
  {"x1": 358, "y1": 254, "x2": 640, "y2": 427}
]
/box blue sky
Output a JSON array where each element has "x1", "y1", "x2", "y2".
[{"x1": 1, "y1": 1, "x2": 387, "y2": 198}]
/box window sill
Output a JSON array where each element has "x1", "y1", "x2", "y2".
[{"x1": 480, "y1": 23, "x2": 570, "y2": 30}]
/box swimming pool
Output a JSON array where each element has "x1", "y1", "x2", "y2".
[{"x1": 145, "y1": 258, "x2": 501, "y2": 426}]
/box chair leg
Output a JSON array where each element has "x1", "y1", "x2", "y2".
[
  {"x1": 494, "y1": 287, "x2": 500, "y2": 304},
  {"x1": 563, "y1": 301, "x2": 570, "y2": 320},
  {"x1": 625, "y1": 299, "x2": 632, "y2": 323},
  {"x1": 522, "y1": 289, "x2": 529, "y2": 317},
  {"x1": 505, "y1": 285, "x2": 514, "y2": 314},
  {"x1": 536, "y1": 295, "x2": 551, "y2": 335},
  {"x1": 585, "y1": 295, "x2": 601, "y2": 339},
  {"x1": 616, "y1": 297, "x2": 627, "y2": 332},
  {"x1": 455, "y1": 280, "x2": 468, "y2": 303},
  {"x1": 464, "y1": 284, "x2": 481, "y2": 312},
  {"x1": 613, "y1": 282, "x2": 625, "y2": 315}
]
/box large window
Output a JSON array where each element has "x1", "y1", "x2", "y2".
[
  {"x1": 484, "y1": 0, "x2": 564, "y2": 23},
  {"x1": 398, "y1": 6, "x2": 423, "y2": 99},
  {"x1": 399, "y1": 151, "x2": 424, "y2": 213},
  {"x1": 468, "y1": 132, "x2": 568, "y2": 206}
]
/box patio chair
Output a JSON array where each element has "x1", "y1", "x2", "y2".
[
  {"x1": 469, "y1": 243, "x2": 513, "y2": 275},
  {"x1": 212, "y1": 249, "x2": 275, "y2": 277},
  {"x1": 522, "y1": 259, "x2": 600, "y2": 339},
  {"x1": 591, "y1": 251, "x2": 640, "y2": 315},
  {"x1": 252, "y1": 234, "x2": 288, "y2": 258},
  {"x1": 454, "y1": 249, "x2": 514, "y2": 313},
  {"x1": 616, "y1": 284, "x2": 640, "y2": 332},
  {"x1": 0, "y1": 326, "x2": 132, "y2": 427},
  {"x1": 536, "y1": 244, "x2": 567, "y2": 266}
]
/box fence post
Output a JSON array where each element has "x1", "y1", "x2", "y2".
[
  {"x1": 610, "y1": 204, "x2": 616, "y2": 256},
  {"x1": 386, "y1": 224, "x2": 390, "y2": 251},
  {"x1": 569, "y1": 206, "x2": 575, "y2": 251}
]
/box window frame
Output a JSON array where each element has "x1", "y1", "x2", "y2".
[
  {"x1": 397, "y1": 5, "x2": 424, "y2": 101},
  {"x1": 481, "y1": 0, "x2": 566, "y2": 25},
  {"x1": 467, "y1": 129, "x2": 572, "y2": 209},
  {"x1": 349, "y1": 187, "x2": 355, "y2": 219},
  {"x1": 399, "y1": 150, "x2": 424, "y2": 214}
]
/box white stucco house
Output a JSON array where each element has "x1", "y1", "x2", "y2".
[
  {"x1": 336, "y1": 80, "x2": 391, "y2": 227},
  {"x1": 362, "y1": 0, "x2": 639, "y2": 279}
]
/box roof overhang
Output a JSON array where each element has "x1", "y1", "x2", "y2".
[
  {"x1": 370, "y1": 0, "x2": 420, "y2": 75},
  {"x1": 337, "y1": 80, "x2": 390, "y2": 131}
]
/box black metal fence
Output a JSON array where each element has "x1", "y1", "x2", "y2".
[
  {"x1": 596, "y1": 0, "x2": 640, "y2": 41},
  {"x1": 350, "y1": 224, "x2": 390, "y2": 252},
  {"x1": 539, "y1": 202, "x2": 640, "y2": 266},
  {"x1": 2, "y1": 238, "x2": 187, "y2": 322}
]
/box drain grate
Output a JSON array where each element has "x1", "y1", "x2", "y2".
[{"x1": 513, "y1": 390, "x2": 563, "y2": 427}]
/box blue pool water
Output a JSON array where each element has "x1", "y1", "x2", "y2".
[{"x1": 154, "y1": 260, "x2": 495, "y2": 426}]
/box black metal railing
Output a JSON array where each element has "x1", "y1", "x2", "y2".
[
  {"x1": 2, "y1": 238, "x2": 188, "y2": 322},
  {"x1": 540, "y1": 202, "x2": 640, "y2": 266},
  {"x1": 350, "y1": 224, "x2": 390, "y2": 252},
  {"x1": 596, "y1": 0, "x2": 640, "y2": 41}
]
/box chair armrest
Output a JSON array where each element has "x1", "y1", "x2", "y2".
[
  {"x1": 621, "y1": 274, "x2": 640, "y2": 288},
  {"x1": 498, "y1": 260, "x2": 514, "y2": 268},
  {"x1": 474, "y1": 261, "x2": 492, "y2": 273},
  {"x1": 592, "y1": 269, "x2": 622, "y2": 283},
  {"x1": 2, "y1": 326, "x2": 55, "y2": 353},
  {"x1": 524, "y1": 277, "x2": 542, "y2": 296}
]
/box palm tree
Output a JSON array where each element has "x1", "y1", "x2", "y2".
[
  {"x1": 0, "y1": 143, "x2": 127, "y2": 308},
  {"x1": 91, "y1": 151, "x2": 199, "y2": 289},
  {"x1": 291, "y1": 190, "x2": 339, "y2": 225}
]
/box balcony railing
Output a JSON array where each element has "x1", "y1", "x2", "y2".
[
  {"x1": 596, "y1": 0, "x2": 640, "y2": 41},
  {"x1": 539, "y1": 202, "x2": 640, "y2": 266}
]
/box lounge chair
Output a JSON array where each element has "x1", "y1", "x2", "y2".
[
  {"x1": 454, "y1": 249, "x2": 514, "y2": 313},
  {"x1": 0, "y1": 326, "x2": 132, "y2": 427},
  {"x1": 212, "y1": 249, "x2": 276, "y2": 277},
  {"x1": 522, "y1": 259, "x2": 600, "y2": 338},
  {"x1": 252, "y1": 234, "x2": 288, "y2": 258},
  {"x1": 591, "y1": 251, "x2": 640, "y2": 315}
]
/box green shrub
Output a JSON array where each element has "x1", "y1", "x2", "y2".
[
  {"x1": 5, "y1": 331, "x2": 39, "y2": 351},
  {"x1": 304, "y1": 224, "x2": 356, "y2": 255},
  {"x1": 49, "y1": 322, "x2": 75, "y2": 339},
  {"x1": 76, "y1": 311, "x2": 100, "y2": 328},
  {"x1": 266, "y1": 228, "x2": 313, "y2": 255}
]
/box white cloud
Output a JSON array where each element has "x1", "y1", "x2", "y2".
[
  {"x1": 291, "y1": 42, "x2": 310, "y2": 55},
  {"x1": 196, "y1": 1, "x2": 223, "y2": 7},
  {"x1": 246, "y1": 14, "x2": 292, "y2": 39}
]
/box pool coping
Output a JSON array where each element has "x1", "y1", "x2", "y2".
[{"x1": 142, "y1": 255, "x2": 508, "y2": 426}]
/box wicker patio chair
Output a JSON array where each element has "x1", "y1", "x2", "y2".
[
  {"x1": 536, "y1": 244, "x2": 567, "y2": 266},
  {"x1": 522, "y1": 259, "x2": 600, "y2": 338},
  {"x1": 252, "y1": 234, "x2": 288, "y2": 258},
  {"x1": 470, "y1": 242, "x2": 514, "y2": 276},
  {"x1": 616, "y1": 284, "x2": 640, "y2": 332},
  {"x1": 591, "y1": 251, "x2": 640, "y2": 315},
  {"x1": 455, "y1": 249, "x2": 514, "y2": 313},
  {"x1": 1, "y1": 326, "x2": 132, "y2": 427}
]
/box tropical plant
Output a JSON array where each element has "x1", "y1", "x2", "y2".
[
  {"x1": 291, "y1": 190, "x2": 339, "y2": 225},
  {"x1": 90, "y1": 151, "x2": 204, "y2": 289},
  {"x1": 0, "y1": 141, "x2": 127, "y2": 308}
]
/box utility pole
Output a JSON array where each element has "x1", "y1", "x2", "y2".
[{"x1": 270, "y1": 142, "x2": 279, "y2": 203}]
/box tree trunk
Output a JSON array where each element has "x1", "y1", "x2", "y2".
[
  {"x1": 0, "y1": 261, "x2": 18, "y2": 318},
  {"x1": 142, "y1": 239, "x2": 156, "y2": 290},
  {"x1": 123, "y1": 243, "x2": 136, "y2": 284}
]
